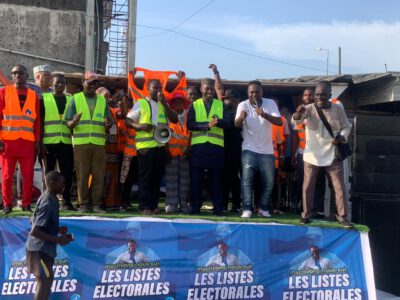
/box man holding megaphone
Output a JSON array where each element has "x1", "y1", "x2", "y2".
[{"x1": 126, "y1": 79, "x2": 178, "y2": 214}]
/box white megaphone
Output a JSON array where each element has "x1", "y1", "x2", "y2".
[{"x1": 153, "y1": 124, "x2": 172, "y2": 144}]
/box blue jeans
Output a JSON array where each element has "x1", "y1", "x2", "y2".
[{"x1": 241, "y1": 150, "x2": 275, "y2": 211}]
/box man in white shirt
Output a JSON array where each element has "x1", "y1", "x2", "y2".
[
  {"x1": 205, "y1": 241, "x2": 240, "y2": 267},
  {"x1": 292, "y1": 81, "x2": 352, "y2": 228},
  {"x1": 114, "y1": 240, "x2": 147, "y2": 264},
  {"x1": 299, "y1": 246, "x2": 333, "y2": 270},
  {"x1": 126, "y1": 79, "x2": 178, "y2": 214},
  {"x1": 235, "y1": 81, "x2": 282, "y2": 218}
]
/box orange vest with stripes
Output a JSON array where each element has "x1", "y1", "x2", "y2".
[
  {"x1": 128, "y1": 67, "x2": 187, "y2": 100},
  {"x1": 123, "y1": 128, "x2": 137, "y2": 157},
  {"x1": 167, "y1": 114, "x2": 190, "y2": 157},
  {"x1": 272, "y1": 116, "x2": 286, "y2": 168},
  {"x1": 1, "y1": 86, "x2": 37, "y2": 141},
  {"x1": 296, "y1": 123, "x2": 306, "y2": 150}
]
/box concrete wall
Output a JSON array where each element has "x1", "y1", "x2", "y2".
[{"x1": 0, "y1": 1, "x2": 107, "y2": 79}]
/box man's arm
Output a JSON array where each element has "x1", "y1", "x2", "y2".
[
  {"x1": 234, "y1": 102, "x2": 247, "y2": 128},
  {"x1": 186, "y1": 104, "x2": 210, "y2": 131},
  {"x1": 158, "y1": 92, "x2": 178, "y2": 123},
  {"x1": 338, "y1": 107, "x2": 352, "y2": 141},
  {"x1": 125, "y1": 101, "x2": 154, "y2": 132},
  {"x1": 209, "y1": 64, "x2": 224, "y2": 100},
  {"x1": 216, "y1": 104, "x2": 233, "y2": 129},
  {"x1": 30, "y1": 226, "x2": 71, "y2": 246}
]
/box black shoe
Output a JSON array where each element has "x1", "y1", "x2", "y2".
[
  {"x1": 339, "y1": 219, "x2": 353, "y2": 229},
  {"x1": 230, "y1": 206, "x2": 241, "y2": 213},
  {"x1": 22, "y1": 205, "x2": 32, "y2": 212},
  {"x1": 213, "y1": 209, "x2": 224, "y2": 217},
  {"x1": 3, "y1": 205, "x2": 12, "y2": 215},
  {"x1": 300, "y1": 218, "x2": 310, "y2": 225},
  {"x1": 62, "y1": 203, "x2": 77, "y2": 211},
  {"x1": 189, "y1": 209, "x2": 201, "y2": 215}
]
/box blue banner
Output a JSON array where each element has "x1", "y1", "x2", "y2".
[{"x1": 0, "y1": 217, "x2": 374, "y2": 299}]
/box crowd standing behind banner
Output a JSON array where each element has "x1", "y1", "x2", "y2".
[{"x1": 0, "y1": 64, "x2": 353, "y2": 228}]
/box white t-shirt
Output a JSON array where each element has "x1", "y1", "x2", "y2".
[
  {"x1": 235, "y1": 98, "x2": 281, "y2": 155},
  {"x1": 127, "y1": 98, "x2": 159, "y2": 125}
]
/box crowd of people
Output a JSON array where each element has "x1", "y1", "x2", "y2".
[{"x1": 0, "y1": 63, "x2": 353, "y2": 228}]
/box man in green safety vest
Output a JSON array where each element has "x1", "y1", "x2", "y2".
[
  {"x1": 41, "y1": 73, "x2": 75, "y2": 211},
  {"x1": 65, "y1": 71, "x2": 113, "y2": 213},
  {"x1": 186, "y1": 78, "x2": 232, "y2": 216},
  {"x1": 126, "y1": 79, "x2": 178, "y2": 215}
]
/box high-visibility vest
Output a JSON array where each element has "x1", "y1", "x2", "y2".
[
  {"x1": 72, "y1": 92, "x2": 106, "y2": 146},
  {"x1": 191, "y1": 98, "x2": 224, "y2": 147},
  {"x1": 272, "y1": 116, "x2": 286, "y2": 168},
  {"x1": 43, "y1": 93, "x2": 72, "y2": 144},
  {"x1": 123, "y1": 128, "x2": 137, "y2": 157},
  {"x1": 1, "y1": 85, "x2": 37, "y2": 141},
  {"x1": 135, "y1": 99, "x2": 167, "y2": 150},
  {"x1": 128, "y1": 67, "x2": 187, "y2": 100},
  {"x1": 167, "y1": 113, "x2": 190, "y2": 157},
  {"x1": 296, "y1": 123, "x2": 306, "y2": 150}
]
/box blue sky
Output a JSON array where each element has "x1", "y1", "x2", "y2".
[{"x1": 132, "y1": 0, "x2": 400, "y2": 80}]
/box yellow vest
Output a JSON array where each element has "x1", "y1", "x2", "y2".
[
  {"x1": 72, "y1": 92, "x2": 106, "y2": 146},
  {"x1": 191, "y1": 98, "x2": 224, "y2": 147},
  {"x1": 135, "y1": 99, "x2": 167, "y2": 150},
  {"x1": 43, "y1": 93, "x2": 72, "y2": 144}
]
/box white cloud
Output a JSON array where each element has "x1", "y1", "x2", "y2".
[{"x1": 199, "y1": 17, "x2": 400, "y2": 73}]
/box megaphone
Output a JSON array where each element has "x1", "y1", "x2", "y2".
[{"x1": 154, "y1": 124, "x2": 172, "y2": 144}]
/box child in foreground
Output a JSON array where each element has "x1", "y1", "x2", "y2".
[{"x1": 26, "y1": 171, "x2": 74, "y2": 300}]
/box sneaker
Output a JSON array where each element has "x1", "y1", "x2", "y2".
[
  {"x1": 241, "y1": 210, "x2": 252, "y2": 218},
  {"x1": 339, "y1": 219, "x2": 353, "y2": 229},
  {"x1": 300, "y1": 218, "x2": 310, "y2": 225},
  {"x1": 92, "y1": 205, "x2": 106, "y2": 214},
  {"x1": 22, "y1": 205, "x2": 33, "y2": 212},
  {"x1": 3, "y1": 205, "x2": 12, "y2": 215},
  {"x1": 258, "y1": 209, "x2": 272, "y2": 218},
  {"x1": 165, "y1": 205, "x2": 177, "y2": 213},
  {"x1": 78, "y1": 205, "x2": 90, "y2": 213}
]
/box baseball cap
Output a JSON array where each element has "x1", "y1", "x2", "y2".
[{"x1": 83, "y1": 71, "x2": 99, "y2": 83}]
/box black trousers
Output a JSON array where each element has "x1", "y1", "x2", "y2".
[
  {"x1": 44, "y1": 143, "x2": 74, "y2": 205},
  {"x1": 122, "y1": 156, "x2": 138, "y2": 207},
  {"x1": 137, "y1": 147, "x2": 165, "y2": 211},
  {"x1": 222, "y1": 157, "x2": 241, "y2": 210},
  {"x1": 190, "y1": 167, "x2": 223, "y2": 214}
]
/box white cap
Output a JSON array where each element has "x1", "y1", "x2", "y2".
[{"x1": 33, "y1": 65, "x2": 52, "y2": 74}]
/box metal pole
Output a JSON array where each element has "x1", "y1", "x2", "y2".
[
  {"x1": 127, "y1": 0, "x2": 137, "y2": 73},
  {"x1": 85, "y1": 0, "x2": 95, "y2": 71},
  {"x1": 338, "y1": 46, "x2": 342, "y2": 75},
  {"x1": 326, "y1": 49, "x2": 329, "y2": 76}
]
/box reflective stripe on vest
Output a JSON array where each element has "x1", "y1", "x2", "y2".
[
  {"x1": 191, "y1": 98, "x2": 224, "y2": 147},
  {"x1": 296, "y1": 124, "x2": 306, "y2": 150},
  {"x1": 167, "y1": 115, "x2": 190, "y2": 157},
  {"x1": 43, "y1": 93, "x2": 72, "y2": 144},
  {"x1": 272, "y1": 116, "x2": 286, "y2": 168},
  {"x1": 1, "y1": 85, "x2": 37, "y2": 141},
  {"x1": 135, "y1": 99, "x2": 167, "y2": 150},
  {"x1": 124, "y1": 128, "x2": 137, "y2": 156},
  {"x1": 72, "y1": 92, "x2": 106, "y2": 146}
]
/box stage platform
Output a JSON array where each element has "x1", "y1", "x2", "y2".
[{"x1": 0, "y1": 216, "x2": 375, "y2": 299}]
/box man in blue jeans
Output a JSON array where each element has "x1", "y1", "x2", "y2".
[{"x1": 234, "y1": 81, "x2": 282, "y2": 218}]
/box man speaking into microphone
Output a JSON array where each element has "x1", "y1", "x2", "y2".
[{"x1": 235, "y1": 81, "x2": 282, "y2": 219}]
